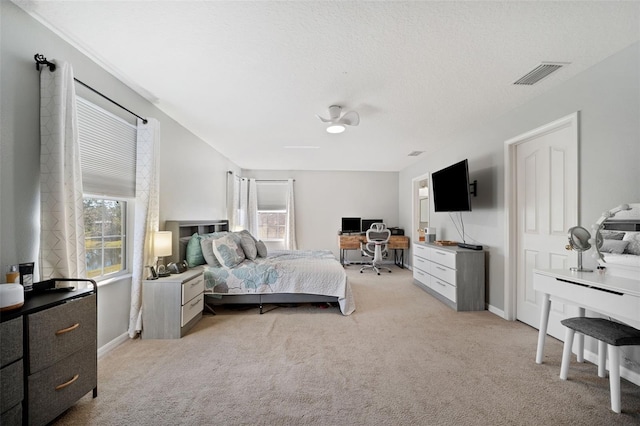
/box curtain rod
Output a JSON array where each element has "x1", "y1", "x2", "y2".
[
  {"x1": 35, "y1": 53, "x2": 148, "y2": 124},
  {"x1": 226, "y1": 171, "x2": 294, "y2": 182}
]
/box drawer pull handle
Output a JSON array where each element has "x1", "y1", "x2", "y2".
[
  {"x1": 435, "y1": 280, "x2": 446, "y2": 287},
  {"x1": 55, "y1": 374, "x2": 79, "y2": 391},
  {"x1": 436, "y1": 266, "x2": 447, "y2": 271},
  {"x1": 55, "y1": 323, "x2": 80, "y2": 335},
  {"x1": 190, "y1": 298, "x2": 202, "y2": 308},
  {"x1": 436, "y1": 251, "x2": 446, "y2": 256},
  {"x1": 190, "y1": 280, "x2": 201, "y2": 287}
]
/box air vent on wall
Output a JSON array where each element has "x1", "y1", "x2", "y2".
[
  {"x1": 514, "y1": 62, "x2": 569, "y2": 85},
  {"x1": 408, "y1": 151, "x2": 424, "y2": 157}
]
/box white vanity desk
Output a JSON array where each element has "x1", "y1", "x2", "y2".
[{"x1": 533, "y1": 268, "x2": 640, "y2": 364}]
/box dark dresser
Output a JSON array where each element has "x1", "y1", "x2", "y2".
[{"x1": 0, "y1": 279, "x2": 97, "y2": 425}]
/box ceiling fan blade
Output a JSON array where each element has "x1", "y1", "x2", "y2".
[
  {"x1": 340, "y1": 111, "x2": 360, "y2": 126},
  {"x1": 316, "y1": 114, "x2": 332, "y2": 123}
]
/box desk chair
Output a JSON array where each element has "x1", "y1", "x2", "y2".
[{"x1": 360, "y1": 223, "x2": 392, "y2": 275}]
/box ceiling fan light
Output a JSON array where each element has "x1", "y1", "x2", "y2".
[{"x1": 326, "y1": 124, "x2": 345, "y2": 134}]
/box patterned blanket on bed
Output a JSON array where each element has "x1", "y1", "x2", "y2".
[{"x1": 203, "y1": 250, "x2": 354, "y2": 315}]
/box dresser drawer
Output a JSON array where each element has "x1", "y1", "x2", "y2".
[
  {"x1": 1, "y1": 360, "x2": 23, "y2": 413},
  {"x1": 1, "y1": 317, "x2": 23, "y2": 367},
  {"x1": 413, "y1": 244, "x2": 430, "y2": 260},
  {"x1": 429, "y1": 263, "x2": 456, "y2": 286},
  {"x1": 430, "y1": 248, "x2": 456, "y2": 269},
  {"x1": 413, "y1": 255, "x2": 430, "y2": 274},
  {"x1": 182, "y1": 275, "x2": 204, "y2": 305},
  {"x1": 181, "y1": 293, "x2": 204, "y2": 327},
  {"x1": 413, "y1": 267, "x2": 430, "y2": 287},
  {"x1": 28, "y1": 343, "x2": 97, "y2": 426},
  {"x1": 28, "y1": 294, "x2": 96, "y2": 373},
  {"x1": 1, "y1": 401, "x2": 21, "y2": 426},
  {"x1": 430, "y1": 277, "x2": 457, "y2": 303}
]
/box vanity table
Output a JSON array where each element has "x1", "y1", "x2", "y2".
[
  {"x1": 534, "y1": 203, "x2": 640, "y2": 364},
  {"x1": 533, "y1": 268, "x2": 640, "y2": 364}
]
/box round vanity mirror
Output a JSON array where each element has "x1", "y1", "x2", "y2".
[{"x1": 567, "y1": 226, "x2": 593, "y2": 272}]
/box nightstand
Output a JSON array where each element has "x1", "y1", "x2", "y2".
[{"x1": 142, "y1": 268, "x2": 204, "y2": 339}]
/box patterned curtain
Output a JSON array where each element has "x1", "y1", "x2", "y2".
[
  {"x1": 247, "y1": 178, "x2": 258, "y2": 236},
  {"x1": 39, "y1": 60, "x2": 86, "y2": 280},
  {"x1": 285, "y1": 178, "x2": 297, "y2": 250},
  {"x1": 128, "y1": 118, "x2": 160, "y2": 338}
]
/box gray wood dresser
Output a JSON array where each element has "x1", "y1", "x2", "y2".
[
  {"x1": 0, "y1": 279, "x2": 97, "y2": 426},
  {"x1": 413, "y1": 242, "x2": 485, "y2": 311},
  {"x1": 142, "y1": 267, "x2": 205, "y2": 339}
]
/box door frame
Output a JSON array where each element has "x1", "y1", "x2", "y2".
[
  {"x1": 503, "y1": 112, "x2": 579, "y2": 321},
  {"x1": 411, "y1": 172, "x2": 431, "y2": 246}
]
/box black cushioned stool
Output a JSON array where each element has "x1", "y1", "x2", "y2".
[{"x1": 560, "y1": 317, "x2": 640, "y2": 413}]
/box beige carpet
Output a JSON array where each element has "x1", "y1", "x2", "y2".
[{"x1": 56, "y1": 267, "x2": 640, "y2": 425}]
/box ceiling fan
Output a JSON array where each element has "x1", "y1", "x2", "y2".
[{"x1": 316, "y1": 105, "x2": 360, "y2": 133}]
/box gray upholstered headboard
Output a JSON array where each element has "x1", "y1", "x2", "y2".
[{"x1": 163, "y1": 220, "x2": 229, "y2": 264}]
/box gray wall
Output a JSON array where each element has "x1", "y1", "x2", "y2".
[
  {"x1": 0, "y1": 2, "x2": 239, "y2": 348},
  {"x1": 399, "y1": 42, "x2": 640, "y2": 312},
  {"x1": 242, "y1": 170, "x2": 399, "y2": 260}
]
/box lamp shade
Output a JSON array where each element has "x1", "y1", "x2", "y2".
[{"x1": 153, "y1": 231, "x2": 172, "y2": 257}]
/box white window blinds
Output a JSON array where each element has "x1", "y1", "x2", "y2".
[
  {"x1": 76, "y1": 97, "x2": 136, "y2": 197},
  {"x1": 256, "y1": 182, "x2": 287, "y2": 211}
]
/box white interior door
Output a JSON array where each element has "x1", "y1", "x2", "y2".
[{"x1": 515, "y1": 116, "x2": 578, "y2": 339}]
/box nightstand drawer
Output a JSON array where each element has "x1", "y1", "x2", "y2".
[
  {"x1": 430, "y1": 248, "x2": 456, "y2": 269},
  {"x1": 181, "y1": 294, "x2": 204, "y2": 327},
  {"x1": 28, "y1": 294, "x2": 96, "y2": 373},
  {"x1": 28, "y1": 343, "x2": 97, "y2": 426},
  {"x1": 182, "y1": 275, "x2": 204, "y2": 305},
  {"x1": 430, "y1": 263, "x2": 456, "y2": 286}
]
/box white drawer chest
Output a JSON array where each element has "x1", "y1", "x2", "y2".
[
  {"x1": 142, "y1": 268, "x2": 205, "y2": 339},
  {"x1": 413, "y1": 242, "x2": 485, "y2": 311}
]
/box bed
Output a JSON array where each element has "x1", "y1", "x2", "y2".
[{"x1": 164, "y1": 220, "x2": 355, "y2": 315}]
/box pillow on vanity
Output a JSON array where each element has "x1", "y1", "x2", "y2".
[
  {"x1": 211, "y1": 234, "x2": 246, "y2": 268},
  {"x1": 600, "y1": 239, "x2": 629, "y2": 254}
]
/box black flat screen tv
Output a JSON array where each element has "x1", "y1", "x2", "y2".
[
  {"x1": 341, "y1": 217, "x2": 361, "y2": 233},
  {"x1": 432, "y1": 159, "x2": 472, "y2": 212}
]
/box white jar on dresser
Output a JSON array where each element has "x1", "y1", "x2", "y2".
[
  {"x1": 413, "y1": 242, "x2": 485, "y2": 311},
  {"x1": 142, "y1": 268, "x2": 205, "y2": 339}
]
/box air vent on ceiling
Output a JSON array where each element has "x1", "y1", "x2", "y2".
[
  {"x1": 514, "y1": 62, "x2": 569, "y2": 85},
  {"x1": 408, "y1": 151, "x2": 424, "y2": 157}
]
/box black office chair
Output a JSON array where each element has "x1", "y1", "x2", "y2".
[{"x1": 360, "y1": 223, "x2": 392, "y2": 275}]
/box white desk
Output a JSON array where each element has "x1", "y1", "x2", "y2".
[{"x1": 533, "y1": 269, "x2": 640, "y2": 364}]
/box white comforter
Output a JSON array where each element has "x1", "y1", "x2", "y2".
[{"x1": 203, "y1": 250, "x2": 355, "y2": 315}]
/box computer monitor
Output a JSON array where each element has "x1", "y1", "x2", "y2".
[
  {"x1": 341, "y1": 217, "x2": 361, "y2": 233},
  {"x1": 362, "y1": 219, "x2": 383, "y2": 232}
]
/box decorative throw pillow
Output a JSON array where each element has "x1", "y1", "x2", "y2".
[
  {"x1": 622, "y1": 231, "x2": 640, "y2": 255},
  {"x1": 211, "y1": 234, "x2": 246, "y2": 268},
  {"x1": 600, "y1": 240, "x2": 629, "y2": 254},
  {"x1": 255, "y1": 240, "x2": 268, "y2": 258},
  {"x1": 600, "y1": 230, "x2": 625, "y2": 240},
  {"x1": 186, "y1": 233, "x2": 205, "y2": 267},
  {"x1": 235, "y1": 230, "x2": 258, "y2": 260},
  {"x1": 200, "y1": 234, "x2": 229, "y2": 267}
]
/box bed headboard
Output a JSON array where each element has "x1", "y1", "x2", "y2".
[{"x1": 163, "y1": 220, "x2": 229, "y2": 264}]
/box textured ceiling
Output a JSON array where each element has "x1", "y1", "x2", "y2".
[{"x1": 15, "y1": 1, "x2": 640, "y2": 172}]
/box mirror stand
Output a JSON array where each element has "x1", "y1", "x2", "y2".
[{"x1": 570, "y1": 251, "x2": 592, "y2": 272}]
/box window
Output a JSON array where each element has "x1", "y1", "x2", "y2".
[
  {"x1": 258, "y1": 210, "x2": 286, "y2": 241},
  {"x1": 83, "y1": 198, "x2": 127, "y2": 279},
  {"x1": 77, "y1": 97, "x2": 136, "y2": 281},
  {"x1": 256, "y1": 182, "x2": 288, "y2": 241}
]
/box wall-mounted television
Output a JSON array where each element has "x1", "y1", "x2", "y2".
[
  {"x1": 361, "y1": 219, "x2": 383, "y2": 231},
  {"x1": 341, "y1": 217, "x2": 361, "y2": 233},
  {"x1": 432, "y1": 159, "x2": 472, "y2": 212}
]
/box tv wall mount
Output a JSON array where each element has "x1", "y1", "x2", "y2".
[{"x1": 469, "y1": 180, "x2": 478, "y2": 197}]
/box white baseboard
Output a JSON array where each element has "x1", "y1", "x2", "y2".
[
  {"x1": 487, "y1": 304, "x2": 506, "y2": 319},
  {"x1": 98, "y1": 332, "x2": 129, "y2": 359}
]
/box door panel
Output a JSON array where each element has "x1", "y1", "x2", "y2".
[{"x1": 516, "y1": 119, "x2": 578, "y2": 339}]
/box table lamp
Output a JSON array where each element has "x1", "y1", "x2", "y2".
[{"x1": 153, "y1": 231, "x2": 172, "y2": 277}]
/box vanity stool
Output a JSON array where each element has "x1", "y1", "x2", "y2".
[{"x1": 560, "y1": 317, "x2": 640, "y2": 413}]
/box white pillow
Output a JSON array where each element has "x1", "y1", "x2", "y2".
[{"x1": 601, "y1": 239, "x2": 629, "y2": 254}]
